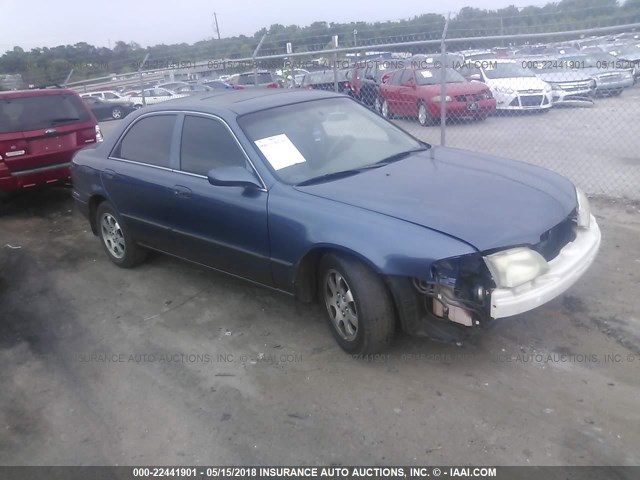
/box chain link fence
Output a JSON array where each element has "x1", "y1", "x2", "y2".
[{"x1": 60, "y1": 19, "x2": 640, "y2": 200}]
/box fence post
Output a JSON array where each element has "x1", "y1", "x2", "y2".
[
  {"x1": 440, "y1": 13, "x2": 451, "y2": 147},
  {"x1": 138, "y1": 53, "x2": 149, "y2": 106},
  {"x1": 333, "y1": 35, "x2": 339, "y2": 93},
  {"x1": 253, "y1": 34, "x2": 267, "y2": 86},
  {"x1": 63, "y1": 69, "x2": 74, "y2": 87}
]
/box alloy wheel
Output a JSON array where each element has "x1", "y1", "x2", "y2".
[
  {"x1": 324, "y1": 269, "x2": 358, "y2": 341},
  {"x1": 101, "y1": 213, "x2": 126, "y2": 259}
]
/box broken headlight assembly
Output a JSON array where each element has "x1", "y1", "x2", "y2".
[
  {"x1": 414, "y1": 255, "x2": 492, "y2": 327},
  {"x1": 483, "y1": 247, "x2": 549, "y2": 289}
]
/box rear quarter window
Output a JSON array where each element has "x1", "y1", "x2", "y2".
[{"x1": 0, "y1": 93, "x2": 91, "y2": 134}]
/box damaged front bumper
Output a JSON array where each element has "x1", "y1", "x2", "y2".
[
  {"x1": 490, "y1": 215, "x2": 600, "y2": 318},
  {"x1": 387, "y1": 215, "x2": 601, "y2": 343}
]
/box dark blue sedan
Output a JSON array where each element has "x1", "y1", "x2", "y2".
[{"x1": 71, "y1": 89, "x2": 601, "y2": 354}]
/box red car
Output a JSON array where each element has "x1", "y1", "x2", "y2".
[
  {"x1": 0, "y1": 88, "x2": 101, "y2": 199},
  {"x1": 378, "y1": 67, "x2": 496, "y2": 126}
]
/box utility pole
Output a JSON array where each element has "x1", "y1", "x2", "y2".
[
  {"x1": 252, "y1": 34, "x2": 267, "y2": 86},
  {"x1": 214, "y1": 13, "x2": 221, "y2": 40}
]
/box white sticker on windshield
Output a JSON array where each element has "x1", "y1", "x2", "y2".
[
  {"x1": 420, "y1": 70, "x2": 433, "y2": 78},
  {"x1": 254, "y1": 134, "x2": 306, "y2": 170}
]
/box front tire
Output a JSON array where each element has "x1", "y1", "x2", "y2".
[
  {"x1": 96, "y1": 202, "x2": 147, "y2": 268},
  {"x1": 111, "y1": 107, "x2": 123, "y2": 119},
  {"x1": 318, "y1": 253, "x2": 396, "y2": 354}
]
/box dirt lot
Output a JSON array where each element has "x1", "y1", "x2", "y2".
[{"x1": 1, "y1": 181, "x2": 640, "y2": 465}]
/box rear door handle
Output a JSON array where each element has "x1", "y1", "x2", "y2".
[
  {"x1": 103, "y1": 168, "x2": 117, "y2": 180},
  {"x1": 173, "y1": 185, "x2": 192, "y2": 199}
]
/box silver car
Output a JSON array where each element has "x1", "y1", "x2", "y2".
[
  {"x1": 522, "y1": 57, "x2": 596, "y2": 104},
  {"x1": 560, "y1": 53, "x2": 634, "y2": 96}
]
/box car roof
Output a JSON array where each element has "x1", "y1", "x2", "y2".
[
  {"x1": 141, "y1": 89, "x2": 344, "y2": 116},
  {"x1": 0, "y1": 88, "x2": 80, "y2": 99}
]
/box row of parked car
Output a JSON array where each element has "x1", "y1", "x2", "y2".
[{"x1": 75, "y1": 72, "x2": 289, "y2": 121}]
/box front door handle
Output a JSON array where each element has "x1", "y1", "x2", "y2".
[
  {"x1": 173, "y1": 185, "x2": 192, "y2": 199},
  {"x1": 103, "y1": 168, "x2": 117, "y2": 180}
]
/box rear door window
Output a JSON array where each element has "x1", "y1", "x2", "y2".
[
  {"x1": 0, "y1": 93, "x2": 91, "y2": 134},
  {"x1": 115, "y1": 114, "x2": 176, "y2": 168}
]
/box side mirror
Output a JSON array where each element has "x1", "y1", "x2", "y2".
[
  {"x1": 207, "y1": 166, "x2": 262, "y2": 189},
  {"x1": 469, "y1": 73, "x2": 482, "y2": 81}
]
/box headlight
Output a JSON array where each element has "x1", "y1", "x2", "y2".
[
  {"x1": 483, "y1": 247, "x2": 549, "y2": 288},
  {"x1": 623, "y1": 71, "x2": 633, "y2": 79},
  {"x1": 550, "y1": 83, "x2": 562, "y2": 91},
  {"x1": 589, "y1": 79, "x2": 597, "y2": 89},
  {"x1": 576, "y1": 187, "x2": 591, "y2": 229},
  {"x1": 431, "y1": 95, "x2": 452, "y2": 102},
  {"x1": 543, "y1": 84, "x2": 552, "y2": 92}
]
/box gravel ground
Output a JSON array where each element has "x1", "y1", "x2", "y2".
[{"x1": 0, "y1": 189, "x2": 639, "y2": 466}]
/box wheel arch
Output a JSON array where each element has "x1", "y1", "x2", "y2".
[
  {"x1": 293, "y1": 244, "x2": 384, "y2": 303},
  {"x1": 88, "y1": 194, "x2": 108, "y2": 235}
]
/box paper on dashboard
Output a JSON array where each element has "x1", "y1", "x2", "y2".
[{"x1": 254, "y1": 134, "x2": 306, "y2": 170}]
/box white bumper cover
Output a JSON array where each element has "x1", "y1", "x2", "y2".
[{"x1": 490, "y1": 215, "x2": 601, "y2": 319}]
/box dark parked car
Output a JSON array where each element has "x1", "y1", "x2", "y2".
[
  {"x1": 201, "y1": 80, "x2": 234, "y2": 90},
  {"x1": 301, "y1": 69, "x2": 353, "y2": 95},
  {"x1": 1, "y1": 88, "x2": 101, "y2": 199},
  {"x1": 227, "y1": 71, "x2": 280, "y2": 89},
  {"x1": 71, "y1": 90, "x2": 600, "y2": 354},
  {"x1": 82, "y1": 96, "x2": 135, "y2": 120}
]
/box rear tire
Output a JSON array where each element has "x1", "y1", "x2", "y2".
[
  {"x1": 381, "y1": 99, "x2": 391, "y2": 119},
  {"x1": 318, "y1": 253, "x2": 396, "y2": 354},
  {"x1": 418, "y1": 102, "x2": 430, "y2": 127},
  {"x1": 96, "y1": 202, "x2": 147, "y2": 268}
]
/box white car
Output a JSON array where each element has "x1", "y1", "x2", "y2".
[
  {"x1": 80, "y1": 90, "x2": 130, "y2": 103},
  {"x1": 459, "y1": 59, "x2": 553, "y2": 111},
  {"x1": 127, "y1": 88, "x2": 188, "y2": 109}
]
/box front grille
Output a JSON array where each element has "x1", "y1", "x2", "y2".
[
  {"x1": 520, "y1": 95, "x2": 543, "y2": 106},
  {"x1": 531, "y1": 214, "x2": 577, "y2": 261},
  {"x1": 454, "y1": 93, "x2": 484, "y2": 102},
  {"x1": 598, "y1": 73, "x2": 622, "y2": 83},
  {"x1": 556, "y1": 81, "x2": 591, "y2": 92}
]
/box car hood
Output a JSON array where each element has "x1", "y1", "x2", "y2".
[
  {"x1": 295, "y1": 147, "x2": 577, "y2": 252},
  {"x1": 485, "y1": 77, "x2": 549, "y2": 90}
]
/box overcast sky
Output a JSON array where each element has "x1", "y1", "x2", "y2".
[{"x1": 2, "y1": 0, "x2": 539, "y2": 53}]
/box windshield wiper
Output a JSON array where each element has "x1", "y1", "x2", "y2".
[
  {"x1": 296, "y1": 168, "x2": 369, "y2": 186},
  {"x1": 372, "y1": 146, "x2": 429, "y2": 167},
  {"x1": 50, "y1": 117, "x2": 80, "y2": 124},
  {"x1": 296, "y1": 147, "x2": 429, "y2": 187}
]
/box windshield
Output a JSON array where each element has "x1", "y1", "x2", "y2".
[
  {"x1": 238, "y1": 97, "x2": 424, "y2": 185},
  {"x1": 415, "y1": 68, "x2": 466, "y2": 85},
  {"x1": 483, "y1": 62, "x2": 536, "y2": 79},
  {"x1": 0, "y1": 93, "x2": 91, "y2": 133}
]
